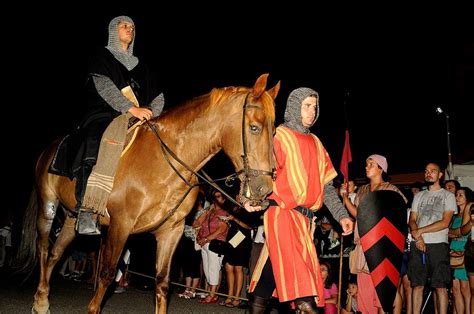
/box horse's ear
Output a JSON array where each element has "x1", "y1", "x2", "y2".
[
  {"x1": 266, "y1": 80, "x2": 281, "y2": 101},
  {"x1": 252, "y1": 73, "x2": 269, "y2": 98}
]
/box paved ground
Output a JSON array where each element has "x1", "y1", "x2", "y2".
[{"x1": 0, "y1": 272, "x2": 251, "y2": 313}]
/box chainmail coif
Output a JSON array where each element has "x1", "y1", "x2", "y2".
[
  {"x1": 282, "y1": 87, "x2": 320, "y2": 134},
  {"x1": 105, "y1": 16, "x2": 139, "y2": 71}
]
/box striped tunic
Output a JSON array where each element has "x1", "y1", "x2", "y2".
[{"x1": 249, "y1": 126, "x2": 337, "y2": 305}]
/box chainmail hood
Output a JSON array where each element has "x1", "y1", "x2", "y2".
[
  {"x1": 105, "y1": 15, "x2": 139, "y2": 71},
  {"x1": 283, "y1": 87, "x2": 319, "y2": 134}
]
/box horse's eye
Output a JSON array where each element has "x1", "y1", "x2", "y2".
[{"x1": 250, "y1": 125, "x2": 261, "y2": 134}]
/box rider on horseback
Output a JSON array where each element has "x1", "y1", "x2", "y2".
[{"x1": 49, "y1": 16, "x2": 165, "y2": 234}]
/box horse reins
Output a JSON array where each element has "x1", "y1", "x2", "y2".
[
  {"x1": 145, "y1": 92, "x2": 274, "y2": 229},
  {"x1": 238, "y1": 93, "x2": 275, "y2": 202}
]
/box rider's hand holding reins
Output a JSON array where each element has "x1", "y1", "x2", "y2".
[{"x1": 129, "y1": 106, "x2": 152, "y2": 121}]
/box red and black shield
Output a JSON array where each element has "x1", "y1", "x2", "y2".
[{"x1": 357, "y1": 190, "x2": 407, "y2": 312}]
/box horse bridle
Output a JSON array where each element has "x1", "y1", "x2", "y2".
[
  {"x1": 146, "y1": 92, "x2": 275, "y2": 228},
  {"x1": 237, "y1": 93, "x2": 275, "y2": 202}
]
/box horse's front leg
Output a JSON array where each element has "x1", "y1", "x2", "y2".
[
  {"x1": 87, "y1": 222, "x2": 130, "y2": 314},
  {"x1": 33, "y1": 198, "x2": 60, "y2": 314},
  {"x1": 153, "y1": 224, "x2": 184, "y2": 314}
]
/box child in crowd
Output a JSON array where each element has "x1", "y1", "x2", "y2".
[
  {"x1": 342, "y1": 280, "x2": 360, "y2": 314},
  {"x1": 320, "y1": 262, "x2": 338, "y2": 314}
]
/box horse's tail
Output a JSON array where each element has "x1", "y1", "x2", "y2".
[{"x1": 11, "y1": 187, "x2": 38, "y2": 277}]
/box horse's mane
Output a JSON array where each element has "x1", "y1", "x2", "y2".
[
  {"x1": 209, "y1": 86, "x2": 276, "y2": 121},
  {"x1": 155, "y1": 85, "x2": 275, "y2": 128}
]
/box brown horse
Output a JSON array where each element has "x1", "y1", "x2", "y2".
[{"x1": 18, "y1": 74, "x2": 280, "y2": 313}]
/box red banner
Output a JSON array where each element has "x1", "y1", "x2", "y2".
[{"x1": 339, "y1": 130, "x2": 352, "y2": 182}]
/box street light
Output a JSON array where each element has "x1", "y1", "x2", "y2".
[{"x1": 436, "y1": 106, "x2": 453, "y2": 179}]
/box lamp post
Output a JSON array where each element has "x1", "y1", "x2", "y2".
[{"x1": 436, "y1": 106, "x2": 453, "y2": 179}]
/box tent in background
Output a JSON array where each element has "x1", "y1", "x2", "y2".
[{"x1": 451, "y1": 162, "x2": 474, "y2": 190}]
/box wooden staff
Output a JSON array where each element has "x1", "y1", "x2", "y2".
[{"x1": 338, "y1": 235, "x2": 344, "y2": 314}]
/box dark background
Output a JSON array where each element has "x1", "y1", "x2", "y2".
[{"x1": 4, "y1": 6, "x2": 473, "y2": 222}]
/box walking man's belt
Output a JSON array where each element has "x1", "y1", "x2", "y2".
[
  {"x1": 293, "y1": 206, "x2": 314, "y2": 220},
  {"x1": 267, "y1": 199, "x2": 314, "y2": 220}
]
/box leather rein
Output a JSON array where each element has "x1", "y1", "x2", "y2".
[{"x1": 146, "y1": 92, "x2": 274, "y2": 229}]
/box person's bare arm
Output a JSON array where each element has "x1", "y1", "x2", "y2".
[
  {"x1": 197, "y1": 221, "x2": 228, "y2": 246},
  {"x1": 412, "y1": 210, "x2": 454, "y2": 238},
  {"x1": 408, "y1": 211, "x2": 419, "y2": 239},
  {"x1": 344, "y1": 294, "x2": 353, "y2": 312},
  {"x1": 342, "y1": 193, "x2": 357, "y2": 217},
  {"x1": 192, "y1": 211, "x2": 208, "y2": 228},
  {"x1": 206, "y1": 222, "x2": 228, "y2": 241},
  {"x1": 451, "y1": 205, "x2": 473, "y2": 237},
  {"x1": 325, "y1": 292, "x2": 338, "y2": 304},
  {"x1": 409, "y1": 211, "x2": 426, "y2": 252}
]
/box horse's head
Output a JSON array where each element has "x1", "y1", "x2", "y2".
[{"x1": 218, "y1": 73, "x2": 280, "y2": 205}]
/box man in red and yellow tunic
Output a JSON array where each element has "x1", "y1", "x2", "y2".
[{"x1": 244, "y1": 87, "x2": 354, "y2": 313}]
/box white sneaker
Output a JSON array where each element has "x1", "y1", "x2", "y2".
[
  {"x1": 196, "y1": 292, "x2": 209, "y2": 299},
  {"x1": 178, "y1": 290, "x2": 196, "y2": 299}
]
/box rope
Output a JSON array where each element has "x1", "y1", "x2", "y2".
[
  {"x1": 126, "y1": 269, "x2": 249, "y2": 301},
  {"x1": 93, "y1": 234, "x2": 250, "y2": 302}
]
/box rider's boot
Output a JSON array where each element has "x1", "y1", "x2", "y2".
[
  {"x1": 76, "y1": 210, "x2": 101, "y2": 235},
  {"x1": 74, "y1": 164, "x2": 101, "y2": 235}
]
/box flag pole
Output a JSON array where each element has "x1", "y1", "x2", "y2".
[
  {"x1": 339, "y1": 90, "x2": 352, "y2": 184},
  {"x1": 343, "y1": 90, "x2": 350, "y2": 129},
  {"x1": 338, "y1": 90, "x2": 351, "y2": 314}
]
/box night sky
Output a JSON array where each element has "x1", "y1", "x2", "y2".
[{"x1": 5, "y1": 6, "x2": 473, "y2": 218}]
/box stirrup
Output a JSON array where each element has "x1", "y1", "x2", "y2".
[{"x1": 75, "y1": 210, "x2": 101, "y2": 235}]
